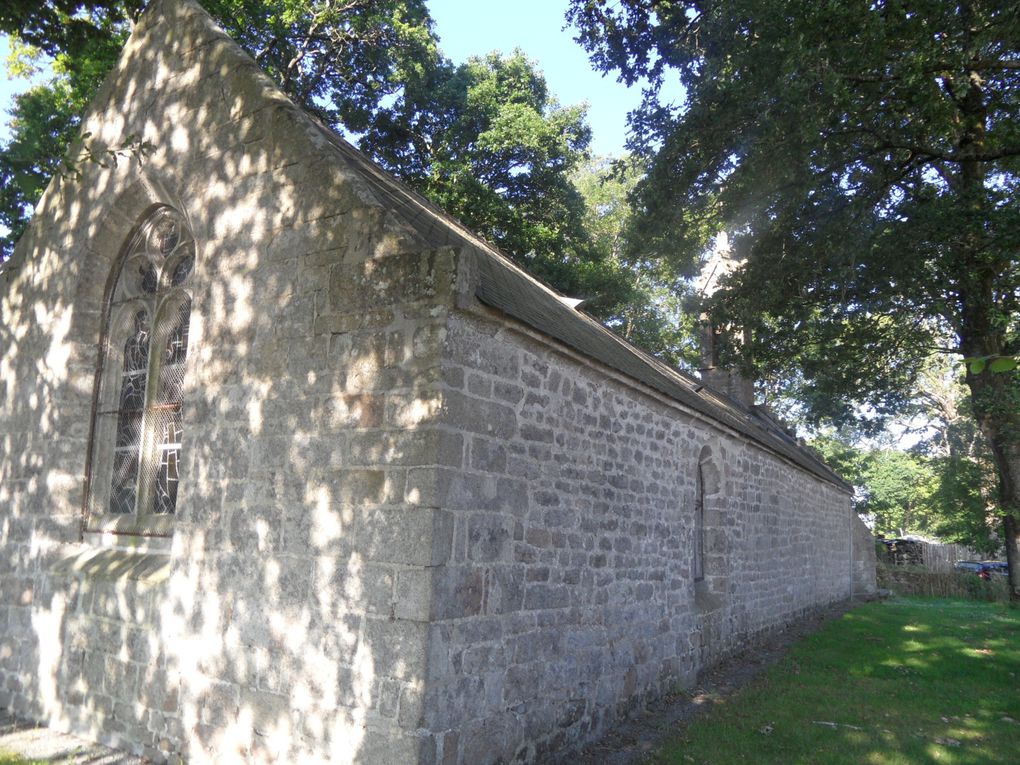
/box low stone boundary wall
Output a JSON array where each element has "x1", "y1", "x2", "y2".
[{"x1": 877, "y1": 564, "x2": 1010, "y2": 601}]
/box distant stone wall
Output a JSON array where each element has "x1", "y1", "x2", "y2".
[
  {"x1": 421, "y1": 306, "x2": 856, "y2": 764},
  {"x1": 851, "y1": 514, "x2": 878, "y2": 594}
]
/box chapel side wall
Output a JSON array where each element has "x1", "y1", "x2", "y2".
[
  {"x1": 1, "y1": 1, "x2": 457, "y2": 763},
  {"x1": 420, "y1": 309, "x2": 854, "y2": 764}
]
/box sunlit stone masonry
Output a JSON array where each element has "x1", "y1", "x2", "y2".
[{"x1": 0, "y1": 1, "x2": 877, "y2": 763}]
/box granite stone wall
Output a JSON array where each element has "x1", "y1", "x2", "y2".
[
  {"x1": 852, "y1": 512, "x2": 879, "y2": 595},
  {"x1": 0, "y1": 2, "x2": 457, "y2": 763},
  {"x1": 419, "y1": 308, "x2": 858, "y2": 764},
  {"x1": 0, "y1": 3, "x2": 871, "y2": 765}
]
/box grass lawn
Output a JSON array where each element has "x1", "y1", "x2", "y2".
[
  {"x1": 654, "y1": 598, "x2": 1020, "y2": 765},
  {"x1": 0, "y1": 754, "x2": 44, "y2": 765}
]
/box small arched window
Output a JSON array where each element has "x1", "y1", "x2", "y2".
[
  {"x1": 693, "y1": 460, "x2": 705, "y2": 582},
  {"x1": 86, "y1": 206, "x2": 196, "y2": 536}
]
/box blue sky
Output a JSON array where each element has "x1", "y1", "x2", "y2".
[
  {"x1": 427, "y1": 0, "x2": 651, "y2": 157},
  {"x1": 0, "y1": 36, "x2": 50, "y2": 143},
  {"x1": 1, "y1": 1, "x2": 672, "y2": 155}
]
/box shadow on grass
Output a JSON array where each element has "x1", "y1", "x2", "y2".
[{"x1": 653, "y1": 598, "x2": 1020, "y2": 765}]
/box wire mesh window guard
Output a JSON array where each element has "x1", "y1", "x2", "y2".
[{"x1": 86, "y1": 206, "x2": 196, "y2": 535}]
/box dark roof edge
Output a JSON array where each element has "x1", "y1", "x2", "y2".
[
  {"x1": 307, "y1": 123, "x2": 850, "y2": 492},
  {"x1": 471, "y1": 248, "x2": 853, "y2": 493}
]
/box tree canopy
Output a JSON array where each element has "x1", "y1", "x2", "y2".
[
  {"x1": 813, "y1": 426, "x2": 1000, "y2": 555},
  {"x1": 1, "y1": 3, "x2": 136, "y2": 253},
  {"x1": 1, "y1": 1, "x2": 684, "y2": 343},
  {"x1": 0, "y1": 0, "x2": 438, "y2": 259},
  {"x1": 570, "y1": 0, "x2": 1020, "y2": 595},
  {"x1": 359, "y1": 50, "x2": 639, "y2": 320},
  {"x1": 571, "y1": 155, "x2": 698, "y2": 366}
]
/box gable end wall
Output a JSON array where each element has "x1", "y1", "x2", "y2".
[{"x1": 0, "y1": 1, "x2": 462, "y2": 763}]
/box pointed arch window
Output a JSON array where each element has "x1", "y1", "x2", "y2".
[
  {"x1": 86, "y1": 206, "x2": 196, "y2": 536},
  {"x1": 693, "y1": 460, "x2": 705, "y2": 582}
]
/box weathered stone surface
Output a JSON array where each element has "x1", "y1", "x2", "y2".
[
  {"x1": 0, "y1": 2, "x2": 873, "y2": 764},
  {"x1": 0, "y1": 1, "x2": 452, "y2": 761},
  {"x1": 420, "y1": 311, "x2": 869, "y2": 764}
]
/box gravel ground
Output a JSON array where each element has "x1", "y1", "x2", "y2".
[{"x1": 0, "y1": 713, "x2": 147, "y2": 764}]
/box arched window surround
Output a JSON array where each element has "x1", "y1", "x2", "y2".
[
  {"x1": 693, "y1": 444, "x2": 724, "y2": 598},
  {"x1": 84, "y1": 204, "x2": 196, "y2": 537},
  {"x1": 693, "y1": 459, "x2": 706, "y2": 582}
]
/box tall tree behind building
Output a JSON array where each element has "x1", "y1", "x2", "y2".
[
  {"x1": 0, "y1": 0, "x2": 437, "y2": 260},
  {"x1": 358, "y1": 50, "x2": 640, "y2": 321},
  {"x1": 1, "y1": 1, "x2": 665, "y2": 337},
  {"x1": 569, "y1": 0, "x2": 1020, "y2": 596},
  {"x1": 571, "y1": 155, "x2": 697, "y2": 367}
]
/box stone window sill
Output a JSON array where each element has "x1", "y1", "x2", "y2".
[
  {"x1": 49, "y1": 546, "x2": 171, "y2": 584},
  {"x1": 694, "y1": 578, "x2": 724, "y2": 612}
]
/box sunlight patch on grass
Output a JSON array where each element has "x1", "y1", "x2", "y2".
[{"x1": 653, "y1": 599, "x2": 1020, "y2": 765}]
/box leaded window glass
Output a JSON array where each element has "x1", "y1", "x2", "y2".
[
  {"x1": 109, "y1": 310, "x2": 149, "y2": 515},
  {"x1": 86, "y1": 206, "x2": 197, "y2": 535}
]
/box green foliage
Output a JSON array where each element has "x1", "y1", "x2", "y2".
[
  {"x1": 201, "y1": 0, "x2": 438, "y2": 131},
  {"x1": 911, "y1": 365, "x2": 1003, "y2": 552},
  {"x1": 1, "y1": 0, "x2": 438, "y2": 258},
  {"x1": 810, "y1": 434, "x2": 870, "y2": 494},
  {"x1": 967, "y1": 354, "x2": 1020, "y2": 374},
  {"x1": 653, "y1": 599, "x2": 1020, "y2": 764},
  {"x1": 1, "y1": 3, "x2": 139, "y2": 258},
  {"x1": 812, "y1": 415, "x2": 1000, "y2": 551},
  {"x1": 0, "y1": 3, "x2": 667, "y2": 358},
  {"x1": 0, "y1": 752, "x2": 46, "y2": 765},
  {"x1": 0, "y1": 75, "x2": 90, "y2": 255},
  {"x1": 866, "y1": 450, "x2": 937, "y2": 536},
  {"x1": 0, "y1": 1, "x2": 141, "y2": 78},
  {"x1": 571, "y1": 155, "x2": 698, "y2": 366},
  {"x1": 568, "y1": 0, "x2": 1020, "y2": 423},
  {"x1": 360, "y1": 49, "x2": 638, "y2": 317},
  {"x1": 813, "y1": 434, "x2": 938, "y2": 537},
  {"x1": 572, "y1": 3, "x2": 1020, "y2": 593},
  {"x1": 930, "y1": 455, "x2": 1002, "y2": 554}
]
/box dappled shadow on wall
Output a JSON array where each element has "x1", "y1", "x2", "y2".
[{"x1": 0, "y1": 3, "x2": 447, "y2": 762}]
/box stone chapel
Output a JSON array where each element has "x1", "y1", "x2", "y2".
[{"x1": 0, "y1": 1, "x2": 876, "y2": 763}]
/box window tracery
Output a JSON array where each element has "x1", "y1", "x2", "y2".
[{"x1": 86, "y1": 206, "x2": 196, "y2": 535}]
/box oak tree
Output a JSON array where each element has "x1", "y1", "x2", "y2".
[{"x1": 569, "y1": 0, "x2": 1020, "y2": 595}]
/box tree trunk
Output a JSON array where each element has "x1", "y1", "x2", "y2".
[
  {"x1": 953, "y1": 29, "x2": 1019, "y2": 597},
  {"x1": 1004, "y1": 513, "x2": 1020, "y2": 601},
  {"x1": 965, "y1": 370, "x2": 1020, "y2": 600}
]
